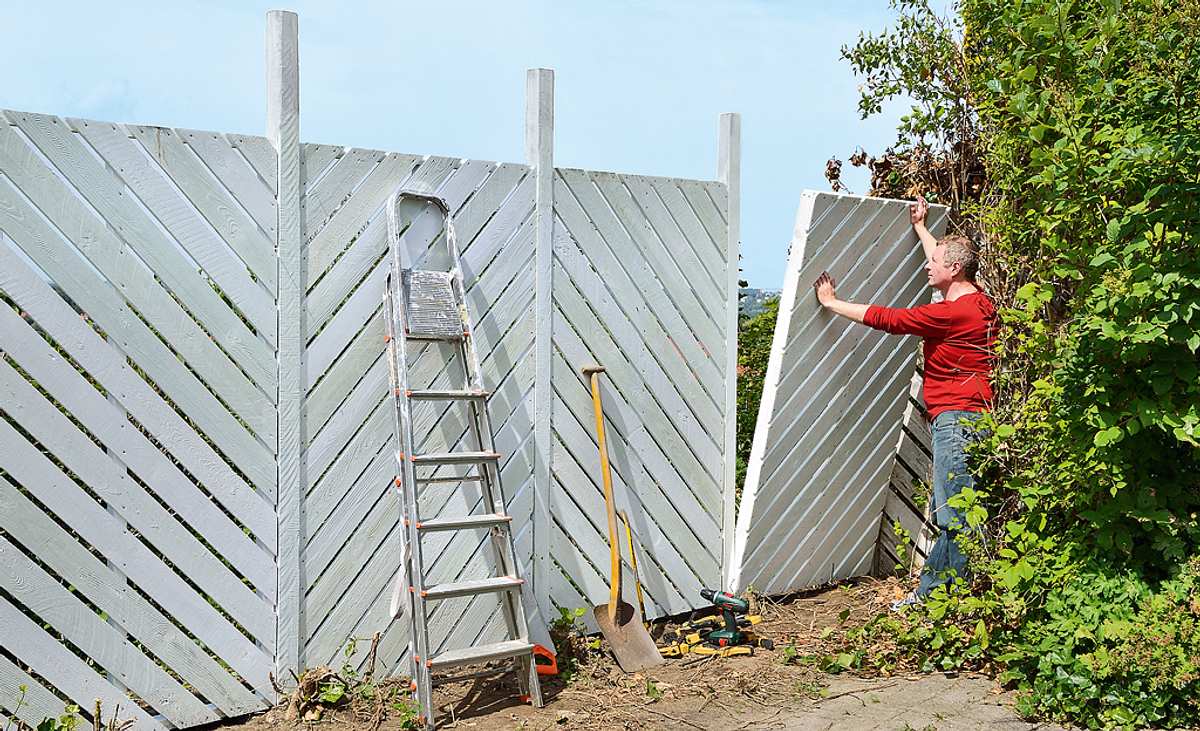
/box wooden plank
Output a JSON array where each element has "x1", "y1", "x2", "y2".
[
  {"x1": 6, "y1": 111, "x2": 277, "y2": 400},
  {"x1": 758, "y1": 212, "x2": 926, "y2": 476},
  {"x1": 451, "y1": 163, "x2": 529, "y2": 251},
  {"x1": 766, "y1": 415, "x2": 901, "y2": 588},
  {"x1": 0, "y1": 596, "x2": 164, "y2": 730},
  {"x1": 0, "y1": 363, "x2": 275, "y2": 646},
  {"x1": 717, "y1": 114, "x2": 740, "y2": 587},
  {"x1": 620, "y1": 175, "x2": 724, "y2": 315},
  {"x1": 305, "y1": 419, "x2": 392, "y2": 539},
  {"x1": 404, "y1": 159, "x2": 497, "y2": 269},
  {"x1": 306, "y1": 448, "x2": 393, "y2": 577},
  {"x1": 181, "y1": 127, "x2": 279, "y2": 242},
  {"x1": 304, "y1": 360, "x2": 388, "y2": 486},
  {"x1": 677, "y1": 179, "x2": 727, "y2": 258},
  {"x1": 129, "y1": 123, "x2": 278, "y2": 302},
  {"x1": 525, "y1": 68, "x2": 555, "y2": 624},
  {"x1": 0, "y1": 330, "x2": 273, "y2": 595},
  {"x1": 75, "y1": 120, "x2": 277, "y2": 347},
  {"x1": 229, "y1": 133, "x2": 279, "y2": 195},
  {"x1": 268, "y1": 8, "x2": 302, "y2": 686},
  {"x1": 0, "y1": 258, "x2": 276, "y2": 538},
  {"x1": 0, "y1": 536, "x2": 217, "y2": 726},
  {"x1": 0, "y1": 475, "x2": 264, "y2": 715},
  {"x1": 305, "y1": 314, "x2": 384, "y2": 435},
  {"x1": 754, "y1": 281, "x2": 925, "y2": 523},
  {"x1": 732, "y1": 192, "x2": 949, "y2": 594},
  {"x1": 304, "y1": 259, "x2": 386, "y2": 383},
  {"x1": 647, "y1": 178, "x2": 725, "y2": 293},
  {"x1": 301, "y1": 143, "x2": 341, "y2": 189},
  {"x1": 0, "y1": 201, "x2": 277, "y2": 494},
  {"x1": 738, "y1": 317, "x2": 919, "y2": 589},
  {"x1": 551, "y1": 359, "x2": 720, "y2": 584},
  {"x1": 0, "y1": 653, "x2": 83, "y2": 729},
  {"x1": 303, "y1": 475, "x2": 396, "y2": 641},
  {"x1": 303, "y1": 208, "x2": 387, "y2": 339},
  {"x1": 552, "y1": 423, "x2": 696, "y2": 617}
]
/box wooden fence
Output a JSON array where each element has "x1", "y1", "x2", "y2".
[{"x1": 0, "y1": 13, "x2": 736, "y2": 728}]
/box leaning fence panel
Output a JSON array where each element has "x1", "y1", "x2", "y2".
[{"x1": 730, "y1": 191, "x2": 947, "y2": 596}]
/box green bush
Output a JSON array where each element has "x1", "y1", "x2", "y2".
[
  {"x1": 833, "y1": 0, "x2": 1200, "y2": 727},
  {"x1": 735, "y1": 297, "x2": 779, "y2": 495}
]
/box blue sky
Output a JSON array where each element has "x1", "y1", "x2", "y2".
[{"x1": 0, "y1": 1, "x2": 909, "y2": 288}]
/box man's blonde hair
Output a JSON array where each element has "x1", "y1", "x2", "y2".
[{"x1": 939, "y1": 234, "x2": 979, "y2": 281}]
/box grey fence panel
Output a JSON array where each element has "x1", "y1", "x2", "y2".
[
  {"x1": 730, "y1": 191, "x2": 946, "y2": 596},
  {"x1": 0, "y1": 111, "x2": 279, "y2": 725}
]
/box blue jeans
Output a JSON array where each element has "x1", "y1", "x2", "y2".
[{"x1": 917, "y1": 410, "x2": 983, "y2": 598}]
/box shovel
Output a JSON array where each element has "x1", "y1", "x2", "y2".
[{"x1": 582, "y1": 365, "x2": 664, "y2": 673}]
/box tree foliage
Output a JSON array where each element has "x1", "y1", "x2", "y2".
[
  {"x1": 735, "y1": 297, "x2": 779, "y2": 496},
  {"x1": 828, "y1": 0, "x2": 1200, "y2": 727}
]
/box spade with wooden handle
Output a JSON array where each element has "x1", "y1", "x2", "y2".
[{"x1": 582, "y1": 365, "x2": 663, "y2": 673}]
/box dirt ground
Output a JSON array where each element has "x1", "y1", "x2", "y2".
[{"x1": 228, "y1": 579, "x2": 1048, "y2": 730}]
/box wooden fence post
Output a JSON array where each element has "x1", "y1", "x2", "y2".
[
  {"x1": 719, "y1": 113, "x2": 741, "y2": 589},
  {"x1": 526, "y1": 68, "x2": 554, "y2": 617},
  {"x1": 268, "y1": 8, "x2": 302, "y2": 685}
]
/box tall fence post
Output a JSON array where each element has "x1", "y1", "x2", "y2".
[
  {"x1": 718, "y1": 113, "x2": 741, "y2": 589},
  {"x1": 526, "y1": 68, "x2": 554, "y2": 617},
  {"x1": 268, "y1": 8, "x2": 303, "y2": 685}
]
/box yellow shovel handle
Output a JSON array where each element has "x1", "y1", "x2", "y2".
[{"x1": 584, "y1": 366, "x2": 620, "y2": 624}]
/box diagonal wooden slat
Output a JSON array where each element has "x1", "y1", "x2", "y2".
[
  {"x1": 0, "y1": 416, "x2": 274, "y2": 695},
  {"x1": 0, "y1": 364, "x2": 275, "y2": 646},
  {"x1": 555, "y1": 172, "x2": 724, "y2": 438},
  {"x1": 0, "y1": 652, "x2": 84, "y2": 729}
]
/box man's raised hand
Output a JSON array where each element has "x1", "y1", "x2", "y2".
[{"x1": 909, "y1": 194, "x2": 929, "y2": 227}]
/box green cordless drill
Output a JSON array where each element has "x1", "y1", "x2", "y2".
[{"x1": 699, "y1": 588, "x2": 751, "y2": 645}]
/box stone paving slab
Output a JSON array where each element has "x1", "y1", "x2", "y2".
[{"x1": 750, "y1": 675, "x2": 1069, "y2": 730}]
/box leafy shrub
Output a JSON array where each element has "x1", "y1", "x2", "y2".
[
  {"x1": 830, "y1": 0, "x2": 1200, "y2": 727},
  {"x1": 735, "y1": 296, "x2": 779, "y2": 495}
]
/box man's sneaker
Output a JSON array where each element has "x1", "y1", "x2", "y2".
[{"x1": 889, "y1": 592, "x2": 923, "y2": 612}]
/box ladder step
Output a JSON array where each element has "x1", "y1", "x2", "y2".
[
  {"x1": 422, "y1": 576, "x2": 523, "y2": 601},
  {"x1": 407, "y1": 388, "x2": 490, "y2": 400},
  {"x1": 417, "y1": 475, "x2": 485, "y2": 485},
  {"x1": 428, "y1": 640, "x2": 534, "y2": 671},
  {"x1": 419, "y1": 514, "x2": 511, "y2": 532},
  {"x1": 403, "y1": 331, "x2": 463, "y2": 342},
  {"x1": 409, "y1": 450, "x2": 501, "y2": 466}
]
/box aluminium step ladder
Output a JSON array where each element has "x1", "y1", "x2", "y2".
[{"x1": 382, "y1": 190, "x2": 542, "y2": 729}]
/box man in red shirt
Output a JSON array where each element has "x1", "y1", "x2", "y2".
[{"x1": 813, "y1": 195, "x2": 996, "y2": 608}]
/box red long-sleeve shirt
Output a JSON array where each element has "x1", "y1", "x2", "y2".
[{"x1": 863, "y1": 290, "x2": 997, "y2": 420}]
